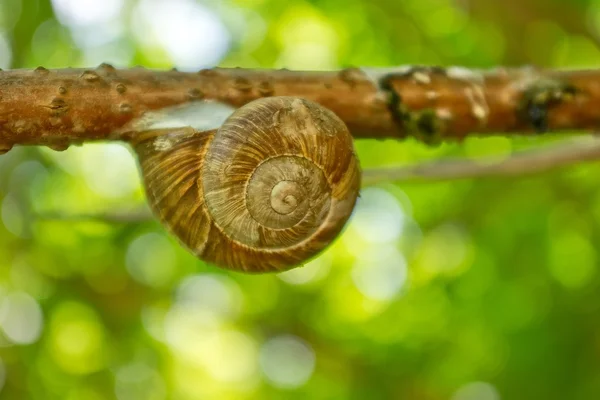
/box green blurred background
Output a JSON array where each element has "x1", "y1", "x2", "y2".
[{"x1": 1, "y1": 0, "x2": 600, "y2": 399}]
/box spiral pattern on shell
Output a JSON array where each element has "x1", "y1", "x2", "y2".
[{"x1": 133, "y1": 96, "x2": 361, "y2": 272}]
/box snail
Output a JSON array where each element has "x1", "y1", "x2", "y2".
[{"x1": 132, "y1": 97, "x2": 361, "y2": 273}]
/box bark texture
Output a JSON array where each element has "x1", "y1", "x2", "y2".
[{"x1": 0, "y1": 64, "x2": 599, "y2": 151}]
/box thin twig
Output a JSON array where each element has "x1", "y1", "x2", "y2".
[
  {"x1": 362, "y1": 136, "x2": 600, "y2": 185},
  {"x1": 29, "y1": 132, "x2": 600, "y2": 223},
  {"x1": 37, "y1": 136, "x2": 600, "y2": 222},
  {"x1": 36, "y1": 207, "x2": 153, "y2": 223}
]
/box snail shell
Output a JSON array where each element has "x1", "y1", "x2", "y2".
[{"x1": 133, "y1": 96, "x2": 360, "y2": 273}]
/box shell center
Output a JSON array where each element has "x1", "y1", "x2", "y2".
[{"x1": 271, "y1": 181, "x2": 301, "y2": 214}]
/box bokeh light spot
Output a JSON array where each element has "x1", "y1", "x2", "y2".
[
  {"x1": 346, "y1": 187, "x2": 406, "y2": 244},
  {"x1": 548, "y1": 230, "x2": 596, "y2": 289},
  {"x1": 452, "y1": 381, "x2": 500, "y2": 400},
  {"x1": 175, "y1": 274, "x2": 243, "y2": 319},
  {"x1": 0, "y1": 0, "x2": 22, "y2": 32},
  {"x1": 133, "y1": 0, "x2": 230, "y2": 70},
  {"x1": 52, "y1": 0, "x2": 123, "y2": 26},
  {"x1": 421, "y1": 4, "x2": 467, "y2": 37},
  {"x1": 274, "y1": 5, "x2": 339, "y2": 69},
  {"x1": 48, "y1": 302, "x2": 107, "y2": 374},
  {"x1": 1, "y1": 194, "x2": 24, "y2": 237},
  {"x1": 278, "y1": 252, "x2": 332, "y2": 285},
  {"x1": 553, "y1": 35, "x2": 600, "y2": 68},
  {"x1": 416, "y1": 224, "x2": 473, "y2": 280},
  {"x1": 259, "y1": 335, "x2": 315, "y2": 389},
  {"x1": 80, "y1": 144, "x2": 140, "y2": 199},
  {"x1": 115, "y1": 362, "x2": 166, "y2": 400},
  {"x1": 203, "y1": 330, "x2": 258, "y2": 383},
  {"x1": 0, "y1": 292, "x2": 43, "y2": 344},
  {"x1": 126, "y1": 233, "x2": 177, "y2": 288},
  {"x1": 164, "y1": 303, "x2": 222, "y2": 363},
  {"x1": 352, "y1": 247, "x2": 408, "y2": 301},
  {"x1": 43, "y1": 143, "x2": 141, "y2": 199}
]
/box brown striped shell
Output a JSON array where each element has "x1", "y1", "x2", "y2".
[{"x1": 133, "y1": 97, "x2": 361, "y2": 273}]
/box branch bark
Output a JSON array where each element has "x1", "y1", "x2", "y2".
[{"x1": 1, "y1": 65, "x2": 600, "y2": 151}]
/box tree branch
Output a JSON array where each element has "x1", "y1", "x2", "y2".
[
  {"x1": 1, "y1": 65, "x2": 600, "y2": 151},
  {"x1": 34, "y1": 135, "x2": 600, "y2": 223},
  {"x1": 362, "y1": 136, "x2": 600, "y2": 185},
  {"x1": 36, "y1": 206, "x2": 153, "y2": 223}
]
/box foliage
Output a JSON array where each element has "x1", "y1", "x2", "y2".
[{"x1": 0, "y1": 0, "x2": 599, "y2": 399}]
